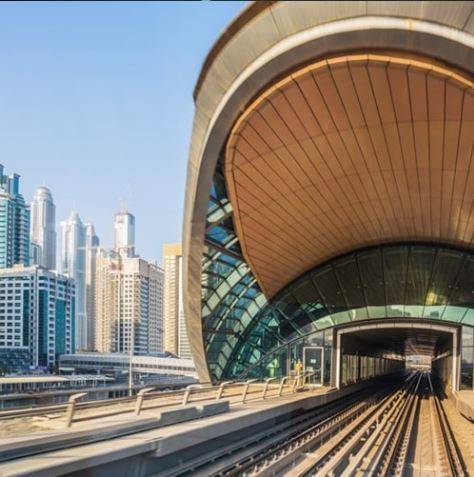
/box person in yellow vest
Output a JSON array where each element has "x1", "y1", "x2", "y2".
[{"x1": 295, "y1": 359, "x2": 303, "y2": 387}]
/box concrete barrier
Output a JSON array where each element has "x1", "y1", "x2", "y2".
[
  {"x1": 198, "y1": 400, "x2": 230, "y2": 418},
  {"x1": 454, "y1": 391, "x2": 474, "y2": 422},
  {"x1": 0, "y1": 401, "x2": 230, "y2": 462},
  {"x1": 158, "y1": 406, "x2": 199, "y2": 426}
]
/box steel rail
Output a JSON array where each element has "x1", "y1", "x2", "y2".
[
  {"x1": 183, "y1": 376, "x2": 410, "y2": 477},
  {"x1": 376, "y1": 374, "x2": 421, "y2": 476},
  {"x1": 349, "y1": 372, "x2": 467, "y2": 477},
  {"x1": 181, "y1": 386, "x2": 391, "y2": 477},
  {"x1": 428, "y1": 374, "x2": 467, "y2": 477},
  {"x1": 282, "y1": 374, "x2": 418, "y2": 477},
  {"x1": 306, "y1": 384, "x2": 413, "y2": 476},
  {"x1": 341, "y1": 371, "x2": 422, "y2": 476}
]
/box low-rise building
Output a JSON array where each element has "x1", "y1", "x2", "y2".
[
  {"x1": 59, "y1": 352, "x2": 197, "y2": 383},
  {"x1": 0, "y1": 374, "x2": 113, "y2": 395}
]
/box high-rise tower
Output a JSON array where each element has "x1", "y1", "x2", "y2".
[
  {"x1": 30, "y1": 186, "x2": 56, "y2": 270},
  {"x1": 85, "y1": 223, "x2": 100, "y2": 350},
  {"x1": 95, "y1": 253, "x2": 163, "y2": 355},
  {"x1": 60, "y1": 211, "x2": 86, "y2": 350},
  {"x1": 0, "y1": 165, "x2": 30, "y2": 269},
  {"x1": 163, "y1": 243, "x2": 190, "y2": 358},
  {"x1": 114, "y1": 210, "x2": 135, "y2": 258}
]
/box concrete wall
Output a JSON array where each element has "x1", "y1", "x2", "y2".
[{"x1": 432, "y1": 353, "x2": 454, "y2": 396}]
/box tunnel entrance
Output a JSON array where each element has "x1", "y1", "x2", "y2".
[{"x1": 334, "y1": 322, "x2": 459, "y2": 392}]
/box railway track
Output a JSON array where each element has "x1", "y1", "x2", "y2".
[
  {"x1": 164, "y1": 376, "x2": 407, "y2": 476},
  {"x1": 176, "y1": 372, "x2": 468, "y2": 477}
]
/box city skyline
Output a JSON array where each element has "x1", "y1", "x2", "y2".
[{"x1": 1, "y1": 1, "x2": 245, "y2": 264}]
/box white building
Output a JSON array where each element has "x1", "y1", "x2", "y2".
[
  {"x1": 60, "y1": 211, "x2": 87, "y2": 350},
  {"x1": 85, "y1": 224, "x2": 99, "y2": 351},
  {"x1": 95, "y1": 254, "x2": 163, "y2": 356},
  {"x1": 114, "y1": 210, "x2": 135, "y2": 258},
  {"x1": 30, "y1": 186, "x2": 56, "y2": 270},
  {"x1": 0, "y1": 265, "x2": 74, "y2": 372},
  {"x1": 163, "y1": 243, "x2": 191, "y2": 358},
  {"x1": 59, "y1": 353, "x2": 197, "y2": 381}
]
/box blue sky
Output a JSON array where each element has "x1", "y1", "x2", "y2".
[{"x1": 0, "y1": 1, "x2": 245, "y2": 263}]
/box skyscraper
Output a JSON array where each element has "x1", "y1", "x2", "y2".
[
  {"x1": 30, "y1": 186, "x2": 56, "y2": 270},
  {"x1": 114, "y1": 210, "x2": 135, "y2": 258},
  {"x1": 95, "y1": 253, "x2": 163, "y2": 355},
  {"x1": 60, "y1": 211, "x2": 87, "y2": 350},
  {"x1": 163, "y1": 243, "x2": 190, "y2": 358},
  {"x1": 85, "y1": 223, "x2": 100, "y2": 351},
  {"x1": 0, "y1": 165, "x2": 30, "y2": 269},
  {"x1": 0, "y1": 264, "x2": 74, "y2": 373}
]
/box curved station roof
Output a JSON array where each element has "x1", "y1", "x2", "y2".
[{"x1": 184, "y1": 1, "x2": 474, "y2": 383}]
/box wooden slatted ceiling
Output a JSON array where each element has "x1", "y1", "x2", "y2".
[{"x1": 225, "y1": 54, "x2": 474, "y2": 299}]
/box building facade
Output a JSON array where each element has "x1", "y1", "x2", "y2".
[
  {"x1": 85, "y1": 224, "x2": 99, "y2": 351},
  {"x1": 95, "y1": 254, "x2": 163, "y2": 356},
  {"x1": 163, "y1": 243, "x2": 191, "y2": 358},
  {"x1": 114, "y1": 210, "x2": 135, "y2": 258},
  {"x1": 183, "y1": 2, "x2": 474, "y2": 391},
  {"x1": 60, "y1": 211, "x2": 87, "y2": 350},
  {"x1": 0, "y1": 265, "x2": 74, "y2": 372},
  {"x1": 30, "y1": 186, "x2": 56, "y2": 270},
  {"x1": 59, "y1": 352, "x2": 197, "y2": 382},
  {"x1": 0, "y1": 165, "x2": 30, "y2": 269}
]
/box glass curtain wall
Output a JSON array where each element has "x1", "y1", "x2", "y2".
[
  {"x1": 202, "y1": 157, "x2": 474, "y2": 382},
  {"x1": 461, "y1": 326, "x2": 474, "y2": 390}
]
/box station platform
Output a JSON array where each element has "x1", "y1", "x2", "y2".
[
  {"x1": 455, "y1": 390, "x2": 474, "y2": 422},
  {"x1": 0, "y1": 383, "x2": 369, "y2": 477}
]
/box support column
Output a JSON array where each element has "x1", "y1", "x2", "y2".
[
  {"x1": 335, "y1": 332, "x2": 341, "y2": 389},
  {"x1": 452, "y1": 329, "x2": 458, "y2": 393}
]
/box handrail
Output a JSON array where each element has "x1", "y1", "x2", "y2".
[
  {"x1": 292, "y1": 373, "x2": 304, "y2": 392},
  {"x1": 182, "y1": 384, "x2": 204, "y2": 406},
  {"x1": 14, "y1": 371, "x2": 323, "y2": 429},
  {"x1": 64, "y1": 392, "x2": 88, "y2": 428},
  {"x1": 241, "y1": 379, "x2": 258, "y2": 403},
  {"x1": 303, "y1": 371, "x2": 316, "y2": 386},
  {"x1": 135, "y1": 388, "x2": 155, "y2": 415},
  {"x1": 278, "y1": 376, "x2": 290, "y2": 397},
  {"x1": 261, "y1": 377, "x2": 280, "y2": 399},
  {"x1": 215, "y1": 381, "x2": 233, "y2": 400}
]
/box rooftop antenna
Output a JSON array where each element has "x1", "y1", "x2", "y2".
[
  {"x1": 118, "y1": 197, "x2": 126, "y2": 213},
  {"x1": 126, "y1": 182, "x2": 133, "y2": 207}
]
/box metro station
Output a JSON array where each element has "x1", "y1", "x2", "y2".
[
  {"x1": 0, "y1": 2, "x2": 472, "y2": 476},
  {"x1": 184, "y1": 1, "x2": 474, "y2": 397}
]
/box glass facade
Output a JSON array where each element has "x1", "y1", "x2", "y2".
[
  {"x1": 461, "y1": 326, "x2": 474, "y2": 390},
  {"x1": 202, "y1": 159, "x2": 474, "y2": 382},
  {"x1": 0, "y1": 168, "x2": 30, "y2": 269},
  {"x1": 0, "y1": 267, "x2": 75, "y2": 373}
]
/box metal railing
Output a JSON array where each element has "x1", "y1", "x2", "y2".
[
  {"x1": 135, "y1": 388, "x2": 155, "y2": 416},
  {"x1": 182, "y1": 384, "x2": 204, "y2": 406},
  {"x1": 64, "y1": 392, "x2": 88, "y2": 428},
  {"x1": 34, "y1": 371, "x2": 322, "y2": 429},
  {"x1": 262, "y1": 377, "x2": 280, "y2": 399},
  {"x1": 215, "y1": 381, "x2": 233, "y2": 400},
  {"x1": 241, "y1": 379, "x2": 258, "y2": 403}
]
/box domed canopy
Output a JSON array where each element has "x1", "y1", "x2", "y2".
[
  {"x1": 225, "y1": 54, "x2": 473, "y2": 298},
  {"x1": 184, "y1": 1, "x2": 474, "y2": 383}
]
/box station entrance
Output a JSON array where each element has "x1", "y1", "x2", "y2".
[
  {"x1": 302, "y1": 347, "x2": 324, "y2": 386},
  {"x1": 334, "y1": 322, "x2": 459, "y2": 392}
]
